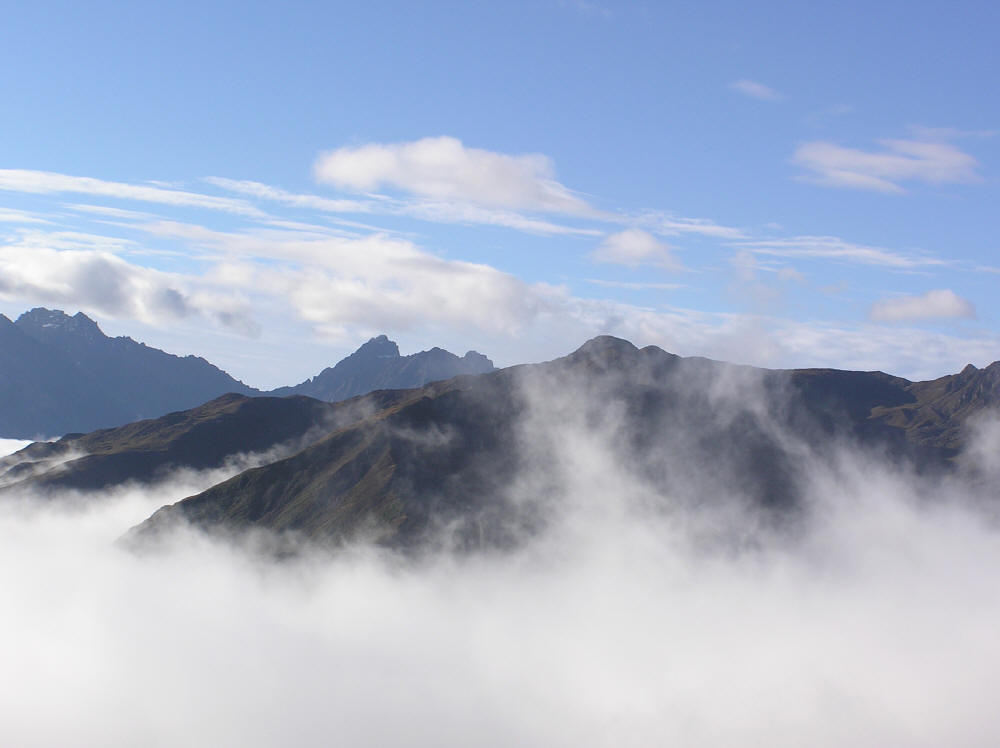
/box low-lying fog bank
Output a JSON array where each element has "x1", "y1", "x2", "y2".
[{"x1": 2, "y1": 415, "x2": 999, "y2": 747}]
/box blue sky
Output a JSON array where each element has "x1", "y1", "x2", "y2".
[{"x1": 1, "y1": 0, "x2": 997, "y2": 388}]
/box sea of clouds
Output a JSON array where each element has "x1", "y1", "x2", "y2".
[{"x1": 1, "y1": 380, "x2": 999, "y2": 747}]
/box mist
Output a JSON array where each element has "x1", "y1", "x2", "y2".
[{"x1": 3, "y1": 370, "x2": 1000, "y2": 747}]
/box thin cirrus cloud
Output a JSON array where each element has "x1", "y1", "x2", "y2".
[
  {"x1": 793, "y1": 138, "x2": 981, "y2": 193},
  {"x1": 207, "y1": 174, "x2": 600, "y2": 237},
  {"x1": 870, "y1": 289, "x2": 977, "y2": 323},
  {"x1": 591, "y1": 229, "x2": 681, "y2": 270},
  {"x1": 0, "y1": 169, "x2": 264, "y2": 217},
  {"x1": 738, "y1": 235, "x2": 949, "y2": 269},
  {"x1": 730, "y1": 79, "x2": 782, "y2": 101},
  {"x1": 313, "y1": 136, "x2": 598, "y2": 216},
  {"x1": 652, "y1": 214, "x2": 746, "y2": 239}
]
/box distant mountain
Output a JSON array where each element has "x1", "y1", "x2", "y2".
[
  {"x1": 268, "y1": 334, "x2": 495, "y2": 401},
  {"x1": 0, "y1": 308, "x2": 256, "y2": 438},
  {"x1": 0, "y1": 308, "x2": 496, "y2": 439}
]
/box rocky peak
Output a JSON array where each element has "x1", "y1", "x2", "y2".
[
  {"x1": 462, "y1": 350, "x2": 495, "y2": 371},
  {"x1": 352, "y1": 334, "x2": 401, "y2": 360},
  {"x1": 15, "y1": 308, "x2": 104, "y2": 342}
]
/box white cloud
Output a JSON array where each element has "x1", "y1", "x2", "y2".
[
  {"x1": 0, "y1": 170, "x2": 264, "y2": 216},
  {"x1": 0, "y1": 208, "x2": 48, "y2": 224},
  {"x1": 314, "y1": 136, "x2": 596, "y2": 215},
  {"x1": 739, "y1": 235, "x2": 948, "y2": 269},
  {"x1": 6, "y1": 374, "x2": 1000, "y2": 745},
  {"x1": 115, "y1": 218, "x2": 562, "y2": 339},
  {"x1": 203, "y1": 177, "x2": 372, "y2": 215},
  {"x1": 652, "y1": 214, "x2": 746, "y2": 239},
  {"x1": 585, "y1": 279, "x2": 683, "y2": 291},
  {"x1": 67, "y1": 204, "x2": 160, "y2": 221},
  {"x1": 870, "y1": 289, "x2": 977, "y2": 323},
  {"x1": 394, "y1": 200, "x2": 603, "y2": 236},
  {"x1": 730, "y1": 79, "x2": 782, "y2": 101},
  {"x1": 0, "y1": 242, "x2": 257, "y2": 335},
  {"x1": 591, "y1": 229, "x2": 681, "y2": 269},
  {"x1": 793, "y1": 138, "x2": 981, "y2": 193},
  {"x1": 207, "y1": 175, "x2": 599, "y2": 236}
]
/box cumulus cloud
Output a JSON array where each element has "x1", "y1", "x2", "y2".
[
  {"x1": 870, "y1": 289, "x2": 977, "y2": 323},
  {"x1": 118, "y1": 218, "x2": 562, "y2": 340},
  {"x1": 274, "y1": 241, "x2": 561, "y2": 338},
  {"x1": 0, "y1": 243, "x2": 257, "y2": 335},
  {"x1": 314, "y1": 136, "x2": 596, "y2": 215},
  {"x1": 793, "y1": 138, "x2": 981, "y2": 193},
  {"x1": 591, "y1": 229, "x2": 681, "y2": 269},
  {"x1": 730, "y1": 79, "x2": 782, "y2": 101}
]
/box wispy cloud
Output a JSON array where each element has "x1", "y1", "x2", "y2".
[
  {"x1": 653, "y1": 214, "x2": 746, "y2": 239},
  {"x1": 730, "y1": 79, "x2": 782, "y2": 101},
  {"x1": 793, "y1": 138, "x2": 981, "y2": 193},
  {"x1": 870, "y1": 289, "x2": 976, "y2": 323},
  {"x1": 0, "y1": 208, "x2": 48, "y2": 225},
  {"x1": 395, "y1": 200, "x2": 603, "y2": 236},
  {"x1": 557, "y1": 0, "x2": 613, "y2": 18},
  {"x1": 738, "y1": 235, "x2": 949, "y2": 269},
  {"x1": 202, "y1": 178, "x2": 371, "y2": 215},
  {"x1": 585, "y1": 279, "x2": 683, "y2": 291},
  {"x1": 66, "y1": 204, "x2": 159, "y2": 221},
  {"x1": 207, "y1": 172, "x2": 601, "y2": 237},
  {"x1": 0, "y1": 170, "x2": 264, "y2": 216}
]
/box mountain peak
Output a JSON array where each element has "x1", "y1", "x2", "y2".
[
  {"x1": 462, "y1": 350, "x2": 494, "y2": 369},
  {"x1": 572, "y1": 335, "x2": 639, "y2": 358},
  {"x1": 15, "y1": 308, "x2": 104, "y2": 340},
  {"x1": 353, "y1": 334, "x2": 401, "y2": 359}
]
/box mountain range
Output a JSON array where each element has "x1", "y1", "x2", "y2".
[
  {"x1": 3, "y1": 335, "x2": 997, "y2": 552},
  {"x1": 0, "y1": 308, "x2": 495, "y2": 438}
]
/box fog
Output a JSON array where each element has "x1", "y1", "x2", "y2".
[
  {"x1": 2, "y1": 374, "x2": 1000, "y2": 747},
  {"x1": 0, "y1": 438, "x2": 32, "y2": 457}
]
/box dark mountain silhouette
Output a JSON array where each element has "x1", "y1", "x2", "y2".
[
  {"x1": 0, "y1": 309, "x2": 495, "y2": 439},
  {"x1": 0, "y1": 309, "x2": 256, "y2": 438},
  {"x1": 267, "y1": 334, "x2": 495, "y2": 401},
  {"x1": 0, "y1": 393, "x2": 341, "y2": 492},
  {"x1": 5, "y1": 335, "x2": 997, "y2": 552}
]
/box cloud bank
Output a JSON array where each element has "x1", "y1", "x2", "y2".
[{"x1": 2, "y1": 372, "x2": 1000, "y2": 746}]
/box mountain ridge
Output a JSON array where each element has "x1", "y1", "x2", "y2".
[
  {"x1": 0, "y1": 308, "x2": 497, "y2": 439},
  {"x1": 4, "y1": 334, "x2": 991, "y2": 551}
]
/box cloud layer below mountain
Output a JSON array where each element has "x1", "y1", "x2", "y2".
[{"x1": 2, "y1": 375, "x2": 999, "y2": 747}]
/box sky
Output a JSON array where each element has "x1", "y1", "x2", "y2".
[{"x1": 1, "y1": 0, "x2": 998, "y2": 389}]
